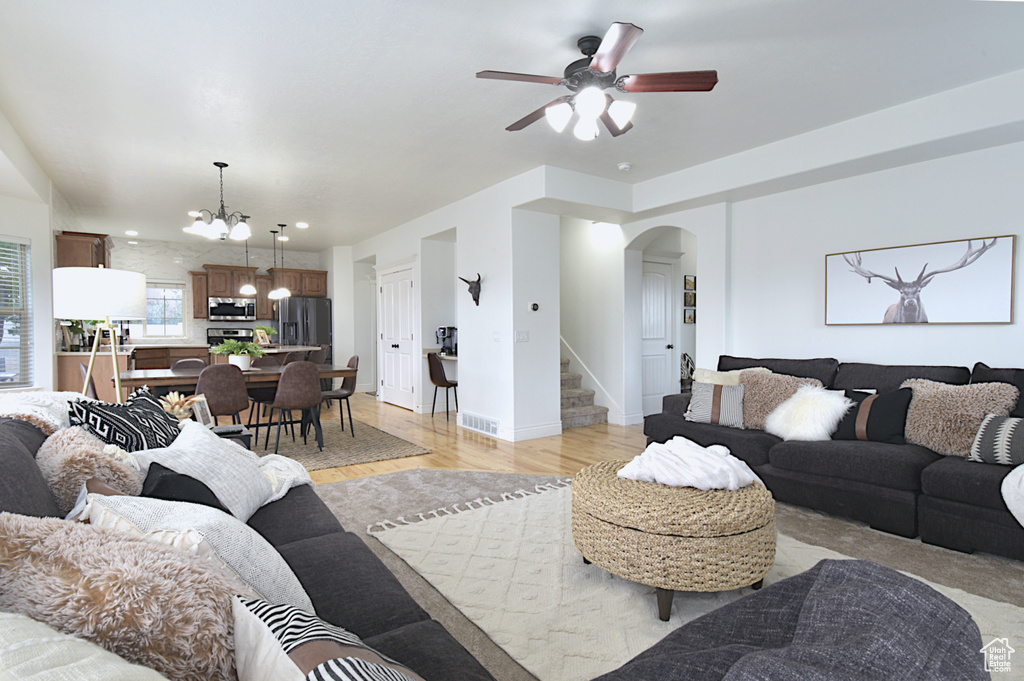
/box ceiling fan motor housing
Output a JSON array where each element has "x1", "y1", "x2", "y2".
[{"x1": 563, "y1": 39, "x2": 618, "y2": 92}]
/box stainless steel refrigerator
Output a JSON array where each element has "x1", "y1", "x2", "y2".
[{"x1": 275, "y1": 297, "x2": 332, "y2": 363}]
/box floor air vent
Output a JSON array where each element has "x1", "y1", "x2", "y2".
[{"x1": 462, "y1": 413, "x2": 499, "y2": 437}]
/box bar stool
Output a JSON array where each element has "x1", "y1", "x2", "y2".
[{"x1": 428, "y1": 352, "x2": 458, "y2": 420}]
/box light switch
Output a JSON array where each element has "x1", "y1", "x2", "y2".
[
  {"x1": 515, "y1": 330, "x2": 529, "y2": 342},
  {"x1": 493, "y1": 331, "x2": 500, "y2": 342}
]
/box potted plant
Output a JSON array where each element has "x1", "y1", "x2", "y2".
[{"x1": 210, "y1": 339, "x2": 265, "y2": 371}]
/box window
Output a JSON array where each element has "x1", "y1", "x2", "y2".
[
  {"x1": 127, "y1": 282, "x2": 185, "y2": 338},
  {"x1": 0, "y1": 239, "x2": 32, "y2": 387}
]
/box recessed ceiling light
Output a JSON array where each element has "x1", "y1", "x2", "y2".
[
  {"x1": 127, "y1": 240, "x2": 139, "y2": 245},
  {"x1": 295, "y1": 222, "x2": 309, "y2": 229},
  {"x1": 187, "y1": 210, "x2": 201, "y2": 218},
  {"x1": 125, "y1": 230, "x2": 138, "y2": 236},
  {"x1": 277, "y1": 235, "x2": 289, "y2": 241}
]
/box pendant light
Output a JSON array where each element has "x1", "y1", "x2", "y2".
[
  {"x1": 268, "y1": 225, "x2": 291, "y2": 300},
  {"x1": 238, "y1": 217, "x2": 257, "y2": 295}
]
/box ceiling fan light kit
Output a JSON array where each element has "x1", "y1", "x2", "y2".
[
  {"x1": 477, "y1": 21, "x2": 717, "y2": 140},
  {"x1": 184, "y1": 162, "x2": 252, "y2": 240}
]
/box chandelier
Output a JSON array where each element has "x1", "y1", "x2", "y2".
[{"x1": 183, "y1": 162, "x2": 251, "y2": 241}]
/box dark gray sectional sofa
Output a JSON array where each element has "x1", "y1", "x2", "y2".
[{"x1": 645, "y1": 356, "x2": 1024, "y2": 562}]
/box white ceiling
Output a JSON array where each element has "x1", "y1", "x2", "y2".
[{"x1": 1, "y1": 0, "x2": 1024, "y2": 253}]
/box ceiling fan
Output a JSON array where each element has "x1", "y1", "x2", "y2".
[{"x1": 477, "y1": 22, "x2": 718, "y2": 140}]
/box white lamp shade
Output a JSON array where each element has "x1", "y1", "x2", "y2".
[
  {"x1": 545, "y1": 102, "x2": 573, "y2": 133},
  {"x1": 53, "y1": 268, "x2": 147, "y2": 320},
  {"x1": 573, "y1": 117, "x2": 600, "y2": 141},
  {"x1": 239, "y1": 283, "x2": 257, "y2": 295},
  {"x1": 229, "y1": 220, "x2": 251, "y2": 241},
  {"x1": 607, "y1": 100, "x2": 637, "y2": 129},
  {"x1": 574, "y1": 87, "x2": 607, "y2": 120}
]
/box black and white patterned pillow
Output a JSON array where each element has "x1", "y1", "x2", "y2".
[
  {"x1": 233, "y1": 597, "x2": 423, "y2": 681},
  {"x1": 69, "y1": 388, "x2": 180, "y2": 452},
  {"x1": 969, "y1": 414, "x2": 1024, "y2": 465}
]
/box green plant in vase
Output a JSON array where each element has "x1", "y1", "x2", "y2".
[
  {"x1": 210, "y1": 340, "x2": 265, "y2": 370},
  {"x1": 254, "y1": 324, "x2": 277, "y2": 346}
]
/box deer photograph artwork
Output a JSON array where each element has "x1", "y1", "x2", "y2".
[{"x1": 825, "y1": 235, "x2": 1015, "y2": 325}]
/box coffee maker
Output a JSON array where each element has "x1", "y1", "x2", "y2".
[{"x1": 436, "y1": 326, "x2": 457, "y2": 356}]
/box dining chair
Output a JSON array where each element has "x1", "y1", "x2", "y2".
[
  {"x1": 195, "y1": 364, "x2": 250, "y2": 425},
  {"x1": 265, "y1": 361, "x2": 324, "y2": 453},
  {"x1": 246, "y1": 355, "x2": 286, "y2": 444},
  {"x1": 321, "y1": 355, "x2": 358, "y2": 436},
  {"x1": 79, "y1": 362, "x2": 97, "y2": 400},
  {"x1": 171, "y1": 358, "x2": 207, "y2": 371},
  {"x1": 282, "y1": 351, "x2": 307, "y2": 364},
  {"x1": 428, "y1": 352, "x2": 458, "y2": 420},
  {"x1": 308, "y1": 344, "x2": 330, "y2": 391}
]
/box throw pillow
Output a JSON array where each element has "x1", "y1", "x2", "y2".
[
  {"x1": 684, "y1": 382, "x2": 745, "y2": 428},
  {"x1": 764, "y1": 386, "x2": 852, "y2": 441},
  {"x1": 0, "y1": 611, "x2": 170, "y2": 680},
  {"x1": 739, "y1": 370, "x2": 824, "y2": 431},
  {"x1": 69, "y1": 388, "x2": 180, "y2": 451},
  {"x1": 971, "y1": 362, "x2": 1024, "y2": 417},
  {"x1": 691, "y1": 366, "x2": 770, "y2": 386},
  {"x1": 833, "y1": 388, "x2": 913, "y2": 445},
  {"x1": 35, "y1": 425, "x2": 145, "y2": 515},
  {"x1": 142, "y1": 462, "x2": 231, "y2": 515},
  {"x1": 75, "y1": 493, "x2": 313, "y2": 613},
  {"x1": 0, "y1": 512, "x2": 242, "y2": 681},
  {"x1": 232, "y1": 597, "x2": 425, "y2": 681},
  {"x1": 969, "y1": 414, "x2": 1024, "y2": 465},
  {"x1": 902, "y1": 379, "x2": 1020, "y2": 457},
  {"x1": 132, "y1": 420, "x2": 272, "y2": 521}
]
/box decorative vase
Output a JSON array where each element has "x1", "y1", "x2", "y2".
[{"x1": 228, "y1": 354, "x2": 252, "y2": 371}]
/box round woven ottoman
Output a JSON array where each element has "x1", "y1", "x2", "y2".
[{"x1": 572, "y1": 459, "x2": 776, "y2": 621}]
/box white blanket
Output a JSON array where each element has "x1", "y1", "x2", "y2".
[
  {"x1": 1002, "y1": 463, "x2": 1024, "y2": 529},
  {"x1": 618, "y1": 436, "x2": 761, "y2": 490}
]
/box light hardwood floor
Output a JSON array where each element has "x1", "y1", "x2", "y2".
[{"x1": 309, "y1": 393, "x2": 648, "y2": 484}]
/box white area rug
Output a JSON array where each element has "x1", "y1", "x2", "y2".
[{"x1": 373, "y1": 483, "x2": 1024, "y2": 681}]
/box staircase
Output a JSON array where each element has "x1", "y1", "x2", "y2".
[{"x1": 561, "y1": 358, "x2": 608, "y2": 429}]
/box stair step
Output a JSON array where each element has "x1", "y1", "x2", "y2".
[
  {"x1": 561, "y1": 372, "x2": 582, "y2": 390},
  {"x1": 560, "y1": 358, "x2": 569, "y2": 370},
  {"x1": 561, "y1": 388, "x2": 595, "y2": 409},
  {"x1": 561, "y1": 405, "x2": 609, "y2": 429}
]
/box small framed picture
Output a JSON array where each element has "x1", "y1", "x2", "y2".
[
  {"x1": 191, "y1": 397, "x2": 214, "y2": 428},
  {"x1": 684, "y1": 275, "x2": 696, "y2": 291},
  {"x1": 684, "y1": 308, "x2": 696, "y2": 324},
  {"x1": 684, "y1": 292, "x2": 696, "y2": 307},
  {"x1": 255, "y1": 329, "x2": 271, "y2": 346}
]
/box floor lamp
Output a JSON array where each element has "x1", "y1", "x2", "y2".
[{"x1": 53, "y1": 267, "x2": 147, "y2": 402}]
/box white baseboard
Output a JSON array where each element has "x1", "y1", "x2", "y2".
[{"x1": 498, "y1": 421, "x2": 562, "y2": 442}]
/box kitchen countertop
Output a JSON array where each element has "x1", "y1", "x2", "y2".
[{"x1": 56, "y1": 344, "x2": 211, "y2": 356}]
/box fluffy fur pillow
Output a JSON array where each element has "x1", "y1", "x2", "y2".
[
  {"x1": 692, "y1": 366, "x2": 770, "y2": 386},
  {"x1": 765, "y1": 386, "x2": 853, "y2": 441},
  {"x1": 35, "y1": 426, "x2": 144, "y2": 515},
  {"x1": 902, "y1": 379, "x2": 1020, "y2": 457},
  {"x1": 0, "y1": 512, "x2": 245, "y2": 681},
  {"x1": 739, "y1": 370, "x2": 824, "y2": 431}
]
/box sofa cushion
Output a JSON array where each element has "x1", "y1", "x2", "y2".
[
  {"x1": 920, "y1": 456, "x2": 1013, "y2": 512},
  {"x1": 661, "y1": 392, "x2": 691, "y2": 416},
  {"x1": 832, "y1": 388, "x2": 912, "y2": 445},
  {"x1": 69, "y1": 388, "x2": 180, "y2": 451},
  {"x1": 0, "y1": 419, "x2": 60, "y2": 517},
  {"x1": 685, "y1": 382, "x2": 744, "y2": 428},
  {"x1": 768, "y1": 440, "x2": 939, "y2": 491},
  {"x1": 834, "y1": 363, "x2": 970, "y2": 394},
  {"x1": 365, "y1": 619, "x2": 497, "y2": 681},
  {"x1": 902, "y1": 379, "x2": 1019, "y2": 457},
  {"x1": 971, "y1": 362, "x2": 1024, "y2": 417},
  {"x1": 765, "y1": 386, "x2": 852, "y2": 441},
  {"x1": 739, "y1": 371, "x2": 823, "y2": 431},
  {"x1": 276, "y1": 531, "x2": 430, "y2": 640},
  {"x1": 718, "y1": 355, "x2": 839, "y2": 387},
  {"x1": 644, "y1": 413, "x2": 780, "y2": 468},
  {"x1": 247, "y1": 484, "x2": 346, "y2": 547},
  {"x1": 969, "y1": 414, "x2": 1024, "y2": 465}
]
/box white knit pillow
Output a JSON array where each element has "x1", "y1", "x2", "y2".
[
  {"x1": 76, "y1": 494, "x2": 313, "y2": 613},
  {"x1": 765, "y1": 385, "x2": 853, "y2": 441},
  {"x1": 133, "y1": 420, "x2": 272, "y2": 521},
  {"x1": 0, "y1": 612, "x2": 170, "y2": 680}
]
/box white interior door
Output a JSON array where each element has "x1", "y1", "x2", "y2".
[
  {"x1": 641, "y1": 261, "x2": 675, "y2": 416},
  {"x1": 380, "y1": 268, "x2": 415, "y2": 409}
]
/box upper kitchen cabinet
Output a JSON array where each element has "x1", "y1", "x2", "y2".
[
  {"x1": 268, "y1": 268, "x2": 328, "y2": 298},
  {"x1": 204, "y1": 265, "x2": 257, "y2": 297},
  {"x1": 55, "y1": 231, "x2": 113, "y2": 268}
]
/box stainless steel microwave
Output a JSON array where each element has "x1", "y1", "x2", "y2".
[{"x1": 208, "y1": 297, "x2": 256, "y2": 321}]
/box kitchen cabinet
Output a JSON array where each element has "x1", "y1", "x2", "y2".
[
  {"x1": 132, "y1": 346, "x2": 209, "y2": 370},
  {"x1": 268, "y1": 268, "x2": 328, "y2": 298},
  {"x1": 204, "y1": 264, "x2": 257, "y2": 297},
  {"x1": 233, "y1": 267, "x2": 256, "y2": 294},
  {"x1": 55, "y1": 231, "x2": 113, "y2": 268},
  {"x1": 256, "y1": 275, "x2": 273, "y2": 319},
  {"x1": 190, "y1": 272, "x2": 208, "y2": 319}
]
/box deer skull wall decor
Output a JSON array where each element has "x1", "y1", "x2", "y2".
[
  {"x1": 842, "y1": 238, "x2": 998, "y2": 324},
  {"x1": 459, "y1": 273, "x2": 481, "y2": 306}
]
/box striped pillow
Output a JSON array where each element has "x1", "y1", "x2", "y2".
[
  {"x1": 970, "y1": 414, "x2": 1024, "y2": 465},
  {"x1": 684, "y1": 382, "x2": 744, "y2": 429}
]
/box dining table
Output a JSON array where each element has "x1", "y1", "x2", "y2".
[{"x1": 117, "y1": 363, "x2": 356, "y2": 400}]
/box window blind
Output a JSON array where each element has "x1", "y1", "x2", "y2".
[{"x1": 0, "y1": 239, "x2": 32, "y2": 386}]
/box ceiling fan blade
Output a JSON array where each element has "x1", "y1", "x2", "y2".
[
  {"x1": 476, "y1": 70, "x2": 563, "y2": 85},
  {"x1": 600, "y1": 111, "x2": 633, "y2": 137},
  {"x1": 590, "y1": 22, "x2": 644, "y2": 74},
  {"x1": 505, "y1": 98, "x2": 569, "y2": 131},
  {"x1": 616, "y1": 70, "x2": 718, "y2": 93}
]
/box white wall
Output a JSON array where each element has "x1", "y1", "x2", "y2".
[
  {"x1": 352, "y1": 260, "x2": 377, "y2": 393},
  {"x1": 726, "y1": 141, "x2": 1024, "y2": 367},
  {"x1": 419, "y1": 234, "x2": 457, "y2": 410}
]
